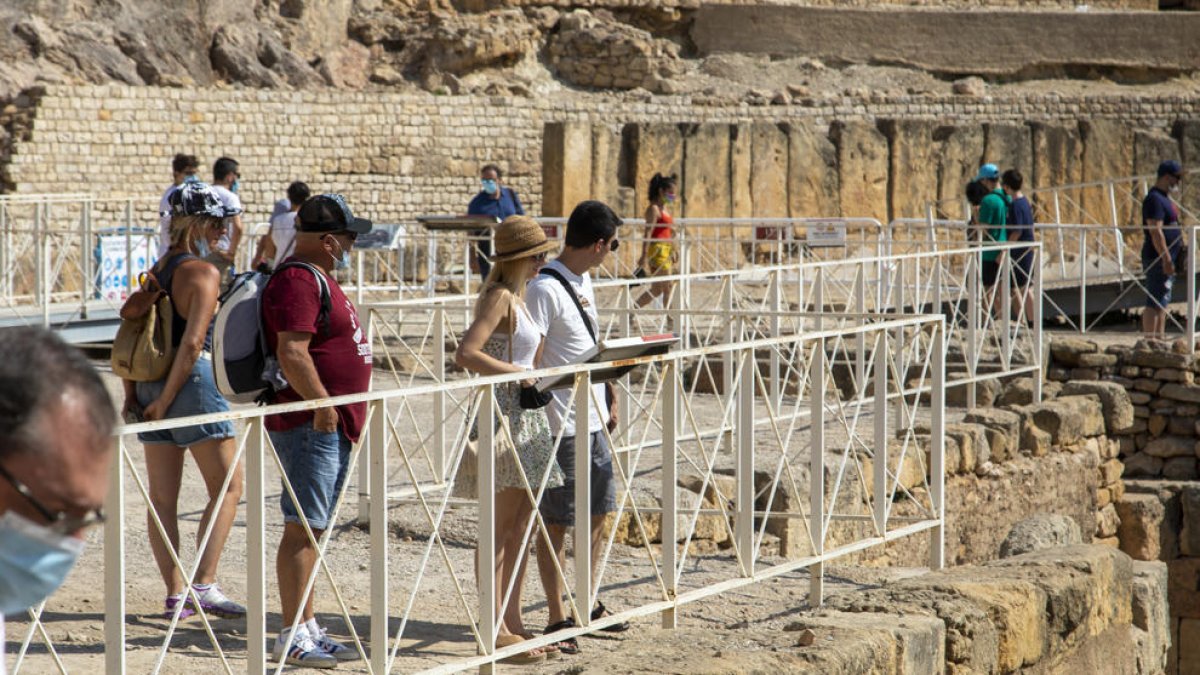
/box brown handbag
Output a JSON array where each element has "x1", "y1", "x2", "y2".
[{"x1": 111, "y1": 272, "x2": 175, "y2": 382}]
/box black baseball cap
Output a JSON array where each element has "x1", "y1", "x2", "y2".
[{"x1": 296, "y1": 193, "x2": 373, "y2": 234}]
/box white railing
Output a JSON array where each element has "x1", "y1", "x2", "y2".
[{"x1": 9, "y1": 312, "x2": 946, "y2": 673}]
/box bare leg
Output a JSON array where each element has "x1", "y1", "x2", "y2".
[
  {"x1": 189, "y1": 437, "x2": 244, "y2": 585},
  {"x1": 278, "y1": 522, "x2": 321, "y2": 627},
  {"x1": 495, "y1": 488, "x2": 533, "y2": 636},
  {"x1": 144, "y1": 444, "x2": 186, "y2": 596},
  {"x1": 536, "y1": 523, "x2": 569, "y2": 625}
]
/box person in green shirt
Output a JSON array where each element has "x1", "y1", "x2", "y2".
[{"x1": 975, "y1": 163, "x2": 1009, "y2": 316}]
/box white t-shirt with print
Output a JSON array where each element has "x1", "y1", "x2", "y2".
[
  {"x1": 209, "y1": 185, "x2": 241, "y2": 253},
  {"x1": 269, "y1": 210, "x2": 298, "y2": 266},
  {"x1": 525, "y1": 259, "x2": 606, "y2": 438},
  {"x1": 157, "y1": 183, "x2": 178, "y2": 258}
]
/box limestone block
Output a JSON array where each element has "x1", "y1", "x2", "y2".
[
  {"x1": 946, "y1": 422, "x2": 990, "y2": 473},
  {"x1": 963, "y1": 408, "x2": 1021, "y2": 461},
  {"x1": 1145, "y1": 436, "x2": 1194, "y2": 459},
  {"x1": 1160, "y1": 383, "x2": 1200, "y2": 405},
  {"x1": 731, "y1": 123, "x2": 753, "y2": 219},
  {"x1": 831, "y1": 120, "x2": 887, "y2": 222},
  {"x1": 1131, "y1": 561, "x2": 1171, "y2": 675},
  {"x1": 1168, "y1": 415, "x2": 1196, "y2": 437},
  {"x1": 1181, "y1": 618, "x2": 1200, "y2": 673},
  {"x1": 1118, "y1": 493, "x2": 1168, "y2": 561},
  {"x1": 1181, "y1": 486, "x2": 1200, "y2": 558},
  {"x1": 750, "y1": 122, "x2": 789, "y2": 219},
  {"x1": 1062, "y1": 381, "x2": 1135, "y2": 436},
  {"x1": 1168, "y1": 558, "x2": 1200, "y2": 619},
  {"x1": 1021, "y1": 421, "x2": 1052, "y2": 457},
  {"x1": 1099, "y1": 458, "x2": 1125, "y2": 485},
  {"x1": 999, "y1": 514, "x2": 1083, "y2": 558},
  {"x1": 1031, "y1": 123, "x2": 1084, "y2": 224},
  {"x1": 786, "y1": 121, "x2": 839, "y2": 219},
  {"x1": 1078, "y1": 352, "x2": 1119, "y2": 368},
  {"x1": 998, "y1": 377, "x2": 1038, "y2": 406},
  {"x1": 1080, "y1": 119, "x2": 1134, "y2": 226},
  {"x1": 983, "y1": 123, "x2": 1033, "y2": 190},
  {"x1": 1049, "y1": 336, "x2": 1100, "y2": 367},
  {"x1": 781, "y1": 611, "x2": 945, "y2": 675},
  {"x1": 1096, "y1": 503, "x2": 1121, "y2": 539},
  {"x1": 1164, "y1": 457, "x2": 1199, "y2": 481},
  {"x1": 859, "y1": 440, "x2": 926, "y2": 498},
  {"x1": 591, "y1": 124, "x2": 626, "y2": 216},
  {"x1": 1135, "y1": 130, "x2": 1183, "y2": 181},
  {"x1": 682, "y1": 124, "x2": 731, "y2": 219},
  {"x1": 1173, "y1": 119, "x2": 1200, "y2": 173},
  {"x1": 628, "y1": 123, "x2": 683, "y2": 214},
  {"x1": 1028, "y1": 395, "x2": 1106, "y2": 446},
  {"x1": 880, "y1": 119, "x2": 936, "y2": 220},
  {"x1": 934, "y1": 124, "x2": 984, "y2": 218},
  {"x1": 1129, "y1": 349, "x2": 1195, "y2": 371}
]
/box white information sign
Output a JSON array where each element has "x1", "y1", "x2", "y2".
[
  {"x1": 807, "y1": 220, "x2": 847, "y2": 248},
  {"x1": 99, "y1": 234, "x2": 157, "y2": 301}
]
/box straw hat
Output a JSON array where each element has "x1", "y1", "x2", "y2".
[{"x1": 489, "y1": 215, "x2": 557, "y2": 262}]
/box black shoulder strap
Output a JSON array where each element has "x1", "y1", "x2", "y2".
[{"x1": 540, "y1": 267, "x2": 597, "y2": 345}]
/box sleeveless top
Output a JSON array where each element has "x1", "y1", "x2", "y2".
[
  {"x1": 488, "y1": 299, "x2": 540, "y2": 368},
  {"x1": 651, "y1": 210, "x2": 673, "y2": 240},
  {"x1": 155, "y1": 252, "x2": 214, "y2": 351}
]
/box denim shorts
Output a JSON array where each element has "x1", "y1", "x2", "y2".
[
  {"x1": 1144, "y1": 257, "x2": 1175, "y2": 309},
  {"x1": 539, "y1": 431, "x2": 617, "y2": 526},
  {"x1": 136, "y1": 353, "x2": 235, "y2": 447},
  {"x1": 268, "y1": 422, "x2": 351, "y2": 531}
]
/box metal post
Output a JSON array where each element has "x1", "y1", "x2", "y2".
[
  {"x1": 872, "y1": 332, "x2": 888, "y2": 535},
  {"x1": 1033, "y1": 244, "x2": 1044, "y2": 403},
  {"x1": 1108, "y1": 183, "x2": 1124, "y2": 275},
  {"x1": 1001, "y1": 250, "x2": 1012, "y2": 369},
  {"x1": 478, "y1": 385, "x2": 497, "y2": 667},
  {"x1": 735, "y1": 347, "x2": 756, "y2": 576},
  {"x1": 369, "y1": 400, "x2": 389, "y2": 674},
  {"x1": 434, "y1": 307, "x2": 448, "y2": 481},
  {"x1": 104, "y1": 437, "x2": 126, "y2": 674},
  {"x1": 768, "y1": 270, "x2": 781, "y2": 407},
  {"x1": 574, "y1": 373, "x2": 593, "y2": 626},
  {"x1": 80, "y1": 200, "x2": 92, "y2": 317},
  {"x1": 1054, "y1": 191, "x2": 1066, "y2": 277},
  {"x1": 661, "y1": 361, "x2": 678, "y2": 628},
  {"x1": 722, "y1": 278, "x2": 735, "y2": 405},
  {"x1": 929, "y1": 322, "x2": 946, "y2": 570},
  {"x1": 125, "y1": 200, "x2": 134, "y2": 296},
  {"x1": 813, "y1": 267, "x2": 824, "y2": 332},
  {"x1": 41, "y1": 219, "x2": 51, "y2": 329},
  {"x1": 1079, "y1": 229, "x2": 1087, "y2": 333},
  {"x1": 967, "y1": 250, "x2": 978, "y2": 409},
  {"x1": 246, "y1": 418, "x2": 267, "y2": 675},
  {"x1": 0, "y1": 201, "x2": 8, "y2": 299},
  {"x1": 809, "y1": 338, "x2": 826, "y2": 606},
  {"x1": 855, "y1": 264, "x2": 867, "y2": 399},
  {"x1": 355, "y1": 250, "x2": 365, "y2": 306}
]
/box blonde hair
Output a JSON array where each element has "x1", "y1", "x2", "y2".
[
  {"x1": 473, "y1": 258, "x2": 531, "y2": 318},
  {"x1": 167, "y1": 214, "x2": 220, "y2": 255}
]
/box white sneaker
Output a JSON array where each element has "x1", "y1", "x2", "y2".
[
  {"x1": 273, "y1": 628, "x2": 337, "y2": 669},
  {"x1": 187, "y1": 583, "x2": 247, "y2": 619},
  {"x1": 315, "y1": 629, "x2": 362, "y2": 662}
]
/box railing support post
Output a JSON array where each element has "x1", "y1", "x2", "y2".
[
  {"x1": 809, "y1": 337, "x2": 826, "y2": 606},
  {"x1": 574, "y1": 373, "x2": 594, "y2": 626},
  {"x1": 661, "y1": 361, "x2": 678, "y2": 628},
  {"x1": 478, "y1": 384, "x2": 497, "y2": 670},
  {"x1": 930, "y1": 323, "x2": 946, "y2": 570},
  {"x1": 369, "y1": 400, "x2": 389, "y2": 674},
  {"x1": 735, "y1": 347, "x2": 756, "y2": 577},
  {"x1": 104, "y1": 437, "x2": 126, "y2": 675},
  {"x1": 246, "y1": 418, "x2": 267, "y2": 675}
]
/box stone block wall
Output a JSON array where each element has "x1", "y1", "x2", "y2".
[{"x1": 7, "y1": 84, "x2": 1200, "y2": 231}]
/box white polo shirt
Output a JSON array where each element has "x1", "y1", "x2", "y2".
[
  {"x1": 209, "y1": 185, "x2": 241, "y2": 253},
  {"x1": 526, "y1": 260, "x2": 605, "y2": 438},
  {"x1": 268, "y1": 210, "x2": 298, "y2": 266}
]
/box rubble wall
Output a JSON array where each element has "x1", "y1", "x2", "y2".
[{"x1": 7, "y1": 84, "x2": 1200, "y2": 227}]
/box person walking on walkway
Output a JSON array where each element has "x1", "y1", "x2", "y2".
[
  {"x1": 976, "y1": 164, "x2": 1009, "y2": 317},
  {"x1": 1142, "y1": 160, "x2": 1186, "y2": 339},
  {"x1": 467, "y1": 164, "x2": 526, "y2": 279},
  {"x1": 262, "y1": 194, "x2": 374, "y2": 668},
  {"x1": 456, "y1": 215, "x2": 564, "y2": 664},
  {"x1": 1002, "y1": 169, "x2": 1035, "y2": 324},
  {"x1": 636, "y1": 173, "x2": 678, "y2": 312},
  {"x1": 124, "y1": 182, "x2": 247, "y2": 623}
]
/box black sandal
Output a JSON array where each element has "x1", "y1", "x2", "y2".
[
  {"x1": 590, "y1": 600, "x2": 631, "y2": 633},
  {"x1": 544, "y1": 618, "x2": 580, "y2": 654}
]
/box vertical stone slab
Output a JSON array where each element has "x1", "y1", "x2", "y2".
[
  {"x1": 541, "y1": 121, "x2": 592, "y2": 217},
  {"x1": 1172, "y1": 120, "x2": 1200, "y2": 168},
  {"x1": 591, "y1": 123, "x2": 624, "y2": 214},
  {"x1": 682, "y1": 123, "x2": 732, "y2": 218},
  {"x1": 787, "y1": 121, "x2": 839, "y2": 219},
  {"x1": 934, "y1": 124, "x2": 984, "y2": 219},
  {"x1": 881, "y1": 119, "x2": 936, "y2": 221},
  {"x1": 629, "y1": 123, "x2": 684, "y2": 216},
  {"x1": 832, "y1": 120, "x2": 888, "y2": 223},
  {"x1": 731, "y1": 123, "x2": 753, "y2": 217},
  {"x1": 751, "y1": 122, "x2": 789, "y2": 218},
  {"x1": 1079, "y1": 119, "x2": 1134, "y2": 226},
  {"x1": 1031, "y1": 122, "x2": 1083, "y2": 223},
  {"x1": 984, "y1": 123, "x2": 1033, "y2": 188},
  {"x1": 1134, "y1": 131, "x2": 1182, "y2": 180}
]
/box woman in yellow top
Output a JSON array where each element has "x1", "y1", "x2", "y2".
[{"x1": 636, "y1": 172, "x2": 678, "y2": 309}]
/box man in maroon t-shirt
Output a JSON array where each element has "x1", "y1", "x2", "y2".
[{"x1": 261, "y1": 193, "x2": 372, "y2": 667}]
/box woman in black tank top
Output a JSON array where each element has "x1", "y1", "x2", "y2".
[{"x1": 120, "y1": 182, "x2": 248, "y2": 621}]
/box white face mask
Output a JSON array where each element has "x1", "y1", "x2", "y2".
[{"x1": 327, "y1": 236, "x2": 351, "y2": 270}]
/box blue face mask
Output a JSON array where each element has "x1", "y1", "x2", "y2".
[
  {"x1": 0, "y1": 511, "x2": 85, "y2": 614},
  {"x1": 329, "y1": 236, "x2": 351, "y2": 270},
  {"x1": 481, "y1": 179, "x2": 498, "y2": 195},
  {"x1": 195, "y1": 236, "x2": 212, "y2": 259},
  {"x1": 230, "y1": 179, "x2": 240, "y2": 194}
]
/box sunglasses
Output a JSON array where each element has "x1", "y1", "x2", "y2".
[
  {"x1": 0, "y1": 463, "x2": 105, "y2": 536},
  {"x1": 604, "y1": 239, "x2": 619, "y2": 252}
]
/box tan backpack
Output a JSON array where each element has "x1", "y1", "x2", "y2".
[{"x1": 111, "y1": 272, "x2": 175, "y2": 382}]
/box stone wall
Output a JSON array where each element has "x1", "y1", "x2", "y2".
[{"x1": 7, "y1": 84, "x2": 1200, "y2": 229}]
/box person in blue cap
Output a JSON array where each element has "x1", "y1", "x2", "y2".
[
  {"x1": 1141, "y1": 160, "x2": 1185, "y2": 338},
  {"x1": 975, "y1": 163, "x2": 1008, "y2": 315}
]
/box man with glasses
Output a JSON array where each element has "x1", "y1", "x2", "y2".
[
  {"x1": 210, "y1": 156, "x2": 245, "y2": 287},
  {"x1": 0, "y1": 327, "x2": 115, "y2": 670},
  {"x1": 526, "y1": 200, "x2": 628, "y2": 653},
  {"x1": 260, "y1": 194, "x2": 372, "y2": 668},
  {"x1": 1142, "y1": 160, "x2": 1186, "y2": 339}
]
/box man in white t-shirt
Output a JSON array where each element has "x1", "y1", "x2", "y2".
[
  {"x1": 526, "y1": 200, "x2": 627, "y2": 650},
  {"x1": 252, "y1": 181, "x2": 310, "y2": 271},
  {"x1": 156, "y1": 154, "x2": 200, "y2": 258},
  {"x1": 208, "y1": 156, "x2": 244, "y2": 285}
]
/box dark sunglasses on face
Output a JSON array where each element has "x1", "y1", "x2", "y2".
[{"x1": 605, "y1": 239, "x2": 619, "y2": 252}]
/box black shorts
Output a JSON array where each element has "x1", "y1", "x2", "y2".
[
  {"x1": 1011, "y1": 247, "x2": 1034, "y2": 288},
  {"x1": 539, "y1": 431, "x2": 617, "y2": 526},
  {"x1": 982, "y1": 259, "x2": 1001, "y2": 287}
]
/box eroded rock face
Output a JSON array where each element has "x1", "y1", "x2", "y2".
[
  {"x1": 546, "y1": 10, "x2": 684, "y2": 92},
  {"x1": 999, "y1": 513, "x2": 1083, "y2": 558}
]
